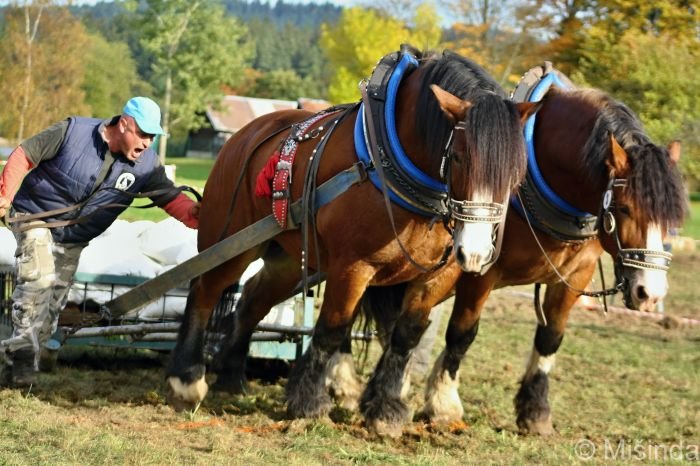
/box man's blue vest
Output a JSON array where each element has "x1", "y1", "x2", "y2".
[{"x1": 13, "y1": 117, "x2": 160, "y2": 243}]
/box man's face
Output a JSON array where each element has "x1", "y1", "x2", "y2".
[{"x1": 119, "y1": 116, "x2": 155, "y2": 161}]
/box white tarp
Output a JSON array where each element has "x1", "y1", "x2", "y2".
[{"x1": 1, "y1": 219, "x2": 295, "y2": 325}]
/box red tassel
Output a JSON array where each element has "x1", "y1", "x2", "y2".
[{"x1": 255, "y1": 152, "x2": 280, "y2": 197}]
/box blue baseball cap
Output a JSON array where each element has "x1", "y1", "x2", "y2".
[{"x1": 122, "y1": 96, "x2": 164, "y2": 135}]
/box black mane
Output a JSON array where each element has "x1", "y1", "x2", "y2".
[{"x1": 581, "y1": 90, "x2": 688, "y2": 229}]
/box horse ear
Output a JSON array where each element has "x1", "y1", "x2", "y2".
[
  {"x1": 515, "y1": 101, "x2": 543, "y2": 125},
  {"x1": 606, "y1": 134, "x2": 629, "y2": 175},
  {"x1": 430, "y1": 85, "x2": 472, "y2": 124},
  {"x1": 668, "y1": 140, "x2": 681, "y2": 164}
]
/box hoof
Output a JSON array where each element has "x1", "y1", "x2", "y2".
[
  {"x1": 166, "y1": 376, "x2": 208, "y2": 412},
  {"x1": 517, "y1": 414, "x2": 555, "y2": 436},
  {"x1": 417, "y1": 402, "x2": 464, "y2": 425},
  {"x1": 326, "y1": 353, "x2": 364, "y2": 412},
  {"x1": 420, "y1": 367, "x2": 464, "y2": 424},
  {"x1": 366, "y1": 418, "x2": 404, "y2": 439},
  {"x1": 286, "y1": 394, "x2": 333, "y2": 419}
]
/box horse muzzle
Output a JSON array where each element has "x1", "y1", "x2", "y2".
[
  {"x1": 615, "y1": 250, "x2": 671, "y2": 312},
  {"x1": 450, "y1": 200, "x2": 505, "y2": 275}
]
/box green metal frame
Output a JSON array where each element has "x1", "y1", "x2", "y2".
[{"x1": 1, "y1": 268, "x2": 313, "y2": 361}]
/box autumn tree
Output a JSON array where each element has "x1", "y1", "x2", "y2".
[
  {"x1": 0, "y1": 2, "x2": 90, "y2": 142},
  {"x1": 440, "y1": 0, "x2": 547, "y2": 87}
]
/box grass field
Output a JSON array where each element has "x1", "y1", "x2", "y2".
[{"x1": 0, "y1": 291, "x2": 696, "y2": 464}]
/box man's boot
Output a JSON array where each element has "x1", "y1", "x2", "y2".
[{"x1": 9, "y1": 348, "x2": 37, "y2": 388}]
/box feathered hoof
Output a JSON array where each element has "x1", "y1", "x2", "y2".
[
  {"x1": 165, "y1": 375, "x2": 208, "y2": 412},
  {"x1": 286, "y1": 393, "x2": 333, "y2": 419},
  {"x1": 517, "y1": 413, "x2": 555, "y2": 436}
]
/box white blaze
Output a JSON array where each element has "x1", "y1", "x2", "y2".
[{"x1": 453, "y1": 190, "x2": 500, "y2": 273}]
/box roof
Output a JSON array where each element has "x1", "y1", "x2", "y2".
[
  {"x1": 297, "y1": 98, "x2": 332, "y2": 112},
  {"x1": 207, "y1": 95, "x2": 298, "y2": 133}
]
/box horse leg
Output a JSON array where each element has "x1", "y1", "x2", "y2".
[
  {"x1": 361, "y1": 272, "x2": 459, "y2": 437},
  {"x1": 514, "y1": 277, "x2": 589, "y2": 435},
  {"x1": 165, "y1": 248, "x2": 260, "y2": 411},
  {"x1": 212, "y1": 243, "x2": 303, "y2": 394},
  {"x1": 324, "y1": 284, "x2": 406, "y2": 412},
  {"x1": 421, "y1": 274, "x2": 492, "y2": 424},
  {"x1": 286, "y1": 269, "x2": 372, "y2": 419}
]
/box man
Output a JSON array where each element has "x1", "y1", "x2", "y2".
[{"x1": 0, "y1": 97, "x2": 200, "y2": 387}]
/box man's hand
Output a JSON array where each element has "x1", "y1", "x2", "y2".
[
  {"x1": 189, "y1": 201, "x2": 201, "y2": 220},
  {"x1": 0, "y1": 196, "x2": 10, "y2": 218}
]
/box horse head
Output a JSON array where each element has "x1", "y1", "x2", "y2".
[
  {"x1": 430, "y1": 84, "x2": 540, "y2": 274},
  {"x1": 597, "y1": 134, "x2": 686, "y2": 311}
]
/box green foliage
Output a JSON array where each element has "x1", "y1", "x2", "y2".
[
  {"x1": 82, "y1": 31, "x2": 150, "y2": 117},
  {"x1": 574, "y1": 29, "x2": 700, "y2": 187},
  {"x1": 135, "y1": 0, "x2": 254, "y2": 160},
  {"x1": 249, "y1": 69, "x2": 307, "y2": 100},
  {"x1": 245, "y1": 19, "x2": 330, "y2": 99}
]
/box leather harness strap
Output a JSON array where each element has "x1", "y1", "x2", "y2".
[
  {"x1": 102, "y1": 162, "x2": 368, "y2": 319},
  {"x1": 271, "y1": 111, "x2": 339, "y2": 228}
]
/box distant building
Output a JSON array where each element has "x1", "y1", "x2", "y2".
[{"x1": 185, "y1": 95, "x2": 331, "y2": 158}]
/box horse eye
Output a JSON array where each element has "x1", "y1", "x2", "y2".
[{"x1": 619, "y1": 205, "x2": 631, "y2": 216}]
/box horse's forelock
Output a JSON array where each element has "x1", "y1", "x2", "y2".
[
  {"x1": 416, "y1": 52, "x2": 506, "y2": 168},
  {"x1": 462, "y1": 95, "x2": 528, "y2": 199},
  {"x1": 414, "y1": 52, "x2": 524, "y2": 199}
]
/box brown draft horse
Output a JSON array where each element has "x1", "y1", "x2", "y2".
[
  {"x1": 165, "y1": 47, "x2": 539, "y2": 435},
  {"x1": 354, "y1": 83, "x2": 687, "y2": 435}
]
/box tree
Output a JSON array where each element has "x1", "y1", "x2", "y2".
[
  {"x1": 574, "y1": 29, "x2": 700, "y2": 187},
  {"x1": 249, "y1": 69, "x2": 307, "y2": 100},
  {"x1": 320, "y1": 6, "x2": 442, "y2": 104},
  {"x1": 0, "y1": 2, "x2": 90, "y2": 142},
  {"x1": 82, "y1": 31, "x2": 149, "y2": 118},
  {"x1": 134, "y1": 0, "x2": 253, "y2": 161},
  {"x1": 441, "y1": 0, "x2": 546, "y2": 86}
]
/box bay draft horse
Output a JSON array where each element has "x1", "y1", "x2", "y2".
[
  {"x1": 165, "y1": 47, "x2": 539, "y2": 436},
  {"x1": 354, "y1": 84, "x2": 687, "y2": 435}
]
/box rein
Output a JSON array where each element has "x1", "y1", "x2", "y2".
[
  {"x1": 5, "y1": 185, "x2": 202, "y2": 233},
  {"x1": 518, "y1": 174, "x2": 673, "y2": 324}
]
